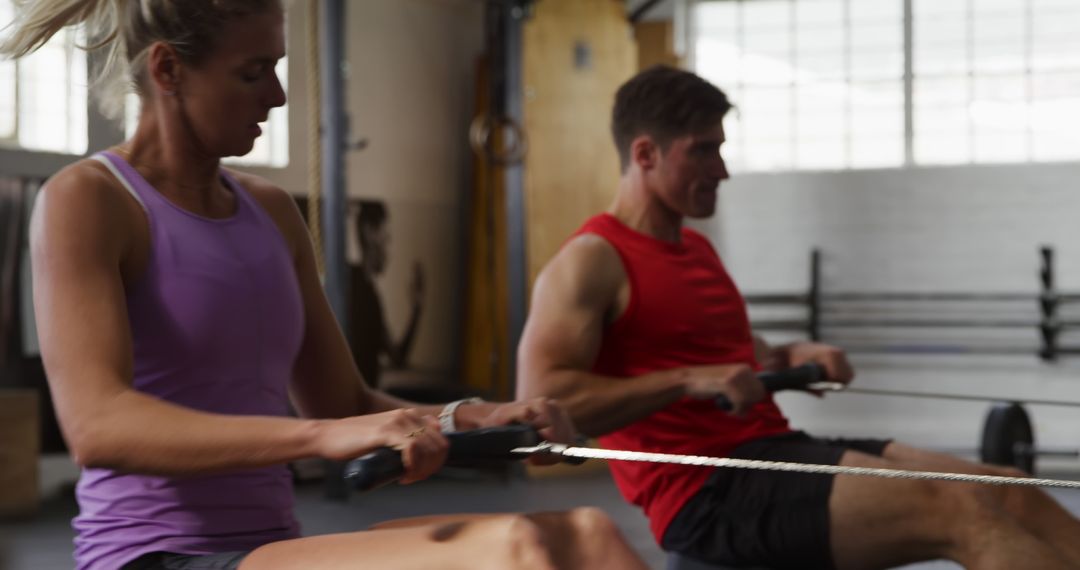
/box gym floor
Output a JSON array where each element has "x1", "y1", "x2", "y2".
[{"x1": 7, "y1": 457, "x2": 1080, "y2": 569}]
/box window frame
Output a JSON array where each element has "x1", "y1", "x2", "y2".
[
  {"x1": 0, "y1": 11, "x2": 90, "y2": 157},
  {"x1": 690, "y1": 0, "x2": 1080, "y2": 173}
]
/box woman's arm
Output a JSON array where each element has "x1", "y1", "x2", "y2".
[{"x1": 34, "y1": 164, "x2": 444, "y2": 478}]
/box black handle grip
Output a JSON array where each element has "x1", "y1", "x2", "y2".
[
  {"x1": 716, "y1": 363, "x2": 827, "y2": 411},
  {"x1": 447, "y1": 425, "x2": 587, "y2": 466},
  {"x1": 758, "y1": 363, "x2": 827, "y2": 392},
  {"x1": 344, "y1": 425, "x2": 551, "y2": 491},
  {"x1": 445, "y1": 424, "x2": 542, "y2": 463},
  {"x1": 343, "y1": 448, "x2": 405, "y2": 492}
]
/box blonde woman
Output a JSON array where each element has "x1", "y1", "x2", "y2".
[{"x1": 0, "y1": 2, "x2": 649, "y2": 569}]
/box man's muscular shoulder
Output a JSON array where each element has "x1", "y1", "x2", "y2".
[{"x1": 542, "y1": 233, "x2": 628, "y2": 317}]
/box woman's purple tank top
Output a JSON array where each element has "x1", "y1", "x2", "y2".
[{"x1": 72, "y1": 152, "x2": 305, "y2": 570}]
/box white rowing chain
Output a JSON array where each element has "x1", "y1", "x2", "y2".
[{"x1": 510, "y1": 443, "x2": 1080, "y2": 491}]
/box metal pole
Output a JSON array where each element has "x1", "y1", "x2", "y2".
[
  {"x1": 320, "y1": 0, "x2": 348, "y2": 328},
  {"x1": 809, "y1": 249, "x2": 822, "y2": 341},
  {"x1": 318, "y1": 0, "x2": 349, "y2": 501},
  {"x1": 503, "y1": 3, "x2": 528, "y2": 399},
  {"x1": 1039, "y1": 245, "x2": 1058, "y2": 362}
]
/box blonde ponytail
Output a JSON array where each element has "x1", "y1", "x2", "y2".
[
  {"x1": 1, "y1": 0, "x2": 129, "y2": 119},
  {"x1": 1, "y1": 0, "x2": 277, "y2": 121},
  {"x1": 1, "y1": 0, "x2": 118, "y2": 58}
]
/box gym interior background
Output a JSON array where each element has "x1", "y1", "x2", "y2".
[{"x1": 1, "y1": 0, "x2": 1079, "y2": 568}]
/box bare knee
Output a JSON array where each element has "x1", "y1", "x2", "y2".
[
  {"x1": 938, "y1": 480, "x2": 1030, "y2": 556},
  {"x1": 561, "y1": 508, "x2": 644, "y2": 569},
  {"x1": 985, "y1": 466, "x2": 1053, "y2": 518},
  {"x1": 567, "y1": 507, "x2": 620, "y2": 539},
  {"x1": 893, "y1": 478, "x2": 1003, "y2": 551},
  {"x1": 497, "y1": 515, "x2": 558, "y2": 570},
  {"x1": 902, "y1": 478, "x2": 955, "y2": 518},
  {"x1": 927, "y1": 463, "x2": 1028, "y2": 516},
  {"x1": 962, "y1": 465, "x2": 1044, "y2": 517},
  {"x1": 480, "y1": 509, "x2": 637, "y2": 570}
]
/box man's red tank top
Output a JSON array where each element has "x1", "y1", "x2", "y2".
[{"x1": 576, "y1": 213, "x2": 792, "y2": 543}]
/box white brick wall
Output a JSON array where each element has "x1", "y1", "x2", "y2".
[{"x1": 697, "y1": 162, "x2": 1080, "y2": 469}]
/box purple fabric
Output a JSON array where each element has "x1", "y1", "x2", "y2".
[{"x1": 73, "y1": 152, "x2": 304, "y2": 570}]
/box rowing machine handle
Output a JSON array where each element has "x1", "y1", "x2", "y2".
[
  {"x1": 343, "y1": 448, "x2": 404, "y2": 492},
  {"x1": 715, "y1": 363, "x2": 827, "y2": 411},
  {"x1": 344, "y1": 424, "x2": 555, "y2": 492},
  {"x1": 443, "y1": 424, "x2": 587, "y2": 466}
]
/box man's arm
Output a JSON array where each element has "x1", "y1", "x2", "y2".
[{"x1": 518, "y1": 235, "x2": 761, "y2": 437}]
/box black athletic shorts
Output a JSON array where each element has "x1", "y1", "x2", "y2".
[
  {"x1": 122, "y1": 551, "x2": 249, "y2": 570},
  {"x1": 661, "y1": 431, "x2": 892, "y2": 570}
]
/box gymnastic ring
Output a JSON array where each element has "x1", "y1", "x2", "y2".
[{"x1": 469, "y1": 114, "x2": 528, "y2": 165}]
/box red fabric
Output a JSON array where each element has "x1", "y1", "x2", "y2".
[{"x1": 577, "y1": 213, "x2": 792, "y2": 543}]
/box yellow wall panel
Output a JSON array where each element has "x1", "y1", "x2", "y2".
[{"x1": 523, "y1": 0, "x2": 638, "y2": 286}]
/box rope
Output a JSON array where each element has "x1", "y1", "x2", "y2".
[
  {"x1": 306, "y1": 0, "x2": 324, "y2": 276},
  {"x1": 522, "y1": 444, "x2": 1080, "y2": 491}
]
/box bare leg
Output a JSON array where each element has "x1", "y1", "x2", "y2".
[
  {"x1": 369, "y1": 513, "x2": 500, "y2": 530},
  {"x1": 829, "y1": 449, "x2": 1074, "y2": 570},
  {"x1": 239, "y1": 508, "x2": 648, "y2": 570},
  {"x1": 883, "y1": 442, "x2": 1080, "y2": 566}
]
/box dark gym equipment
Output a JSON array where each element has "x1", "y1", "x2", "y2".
[
  {"x1": 744, "y1": 246, "x2": 1080, "y2": 360},
  {"x1": 344, "y1": 367, "x2": 1073, "y2": 487},
  {"x1": 711, "y1": 363, "x2": 1073, "y2": 475},
  {"x1": 714, "y1": 364, "x2": 826, "y2": 411},
  {"x1": 842, "y1": 387, "x2": 1080, "y2": 409},
  {"x1": 741, "y1": 246, "x2": 1080, "y2": 474},
  {"x1": 344, "y1": 424, "x2": 587, "y2": 491},
  {"x1": 981, "y1": 402, "x2": 1036, "y2": 474},
  {"x1": 838, "y1": 389, "x2": 1079, "y2": 474},
  {"x1": 827, "y1": 387, "x2": 1076, "y2": 475}
]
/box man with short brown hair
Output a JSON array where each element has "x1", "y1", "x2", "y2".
[{"x1": 517, "y1": 65, "x2": 1080, "y2": 570}]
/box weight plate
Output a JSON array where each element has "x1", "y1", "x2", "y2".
[{"x1": 980, "y1": 402, "x2": 1035, "y2": 474}]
